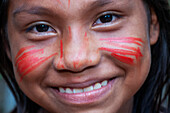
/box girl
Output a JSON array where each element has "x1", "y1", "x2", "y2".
[{"x1": 0, "y1": 0, "x2": 169, "y2": 113}]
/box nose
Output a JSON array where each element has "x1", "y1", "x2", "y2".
[{"x1": 53, "y1": 26, "x2": 100, "y2": 72}]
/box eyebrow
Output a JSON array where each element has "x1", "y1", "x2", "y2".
[
  {"x1": 13, "y1": 6, "x2": 55, "y2": 17},
  {"x1": 13, "y1": 0, "x2": 114, "y2": 17},
  {"x1": 90, "y1": 0, "x2": 113, "y2": 7}
]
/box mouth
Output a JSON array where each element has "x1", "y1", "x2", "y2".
[
  {"x1": 57, "y1": 79, "x2": 108, "y2": 94},
  {"x1": 50, "y1": 77, "x2": 117, "y2": 104}
]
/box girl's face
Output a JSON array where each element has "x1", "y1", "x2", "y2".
[{"x1": 7, "y1": 0, "x2": 159, "y2": 113}]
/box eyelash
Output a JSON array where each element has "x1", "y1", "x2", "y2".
[
  {"x1": 93, "y1": 12, "x2": 122, "y2": 26},
  {"x1": 26, "y1": 23, "x2": 56, "y2": 34},
  {"x1": 25, "y1": 12, "x2": 121, "y2": 34},
  {"x1": 25, "y1": 22, "x2": 57, "y2": 40}
]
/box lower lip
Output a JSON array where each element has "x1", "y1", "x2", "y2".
[{"x1": 51, "y1": 79, "x2": 115, "y2": 105}]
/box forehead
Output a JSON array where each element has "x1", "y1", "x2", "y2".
[
  {"x1": 10, "y1": 0, "x2": 134, "y2": 6},
  {"x1": 9, "y1": 0, "x2": 143, "y2": 15}
]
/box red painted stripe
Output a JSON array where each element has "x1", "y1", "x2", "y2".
[
  {"x1": 73, "y1": 62, "x2": 78, "y2": 69},
  {"x1": 84, "y1": 32, "x2": 88, "y2": 41},
  {"x1": 111, "y1": 40, "x2": 142, "y2": 46},
  {"x1": 100, "y1": 37, "x2": 143, "y2": 42},
  {"x1": 20, "y1": 53, "x2": 57, "y2": 81},
  {"x1": 99, "y1": 47, "x2": 142, "y2": 64},
  {"x1": 84, "y1": 32, "x2": 87, "y2": 37},
  {"x1": 111, "y1": 53, "x2": 134, "y2": 64},
  {"x1": 100, "y1": 37, "x2": 143, "y2": 46},
  {"x1": 57, "y1": 59, "x2": 65, "y2": 69},
  {"x1": 74, "y1": 59, "x2": 81, "y2": 69},
  {"x1": 15, "y1": 46, "x2": 35, "y2": 60},
  {"x1": 99, "y1": 37, "x2": 143, "y2": 64},
  {"x1": 57, "y1": 40, "x2": 65, "y2": 69},
  {"x1": 56, "y1": 0, "x2": 62, "y2": 5},
  {"x1": 17, "y1": 56, "x2": 44, "y2": 75},
  {"x1": 68, "y1": 0, "x2": 70, "y2": 8},
  {"x1": 99, "y1": 47, "x2": 138, "y2": 56},
  {"x1": 68, "y1": 26, "x2": 72, "y2": 39},
  {"x1": 15, "y1": 49, "x2": 44, "y2": 66},
  {"x1": 104, "y1": 42, "x2": 140, "y2": 52},
  {"x1": 60, "y1": 40, "x2": 63, "y2": 58}
]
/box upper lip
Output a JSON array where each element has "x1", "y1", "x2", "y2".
[{"x1": 50, "y1": 76, "x2": 116, "y2": 89}]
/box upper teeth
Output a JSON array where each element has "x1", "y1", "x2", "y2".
[{"x1": 59, "y1": 80, "x2": 108, "y2": 94}]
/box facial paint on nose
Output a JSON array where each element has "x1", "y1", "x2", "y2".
[
  {"x1": 73, "y1": 60, "x2": 79, "y2": 69},
  {"x1": 60, "y1": 40, "x2": 63, "y2": 59},
  {"x1": 99, "y1": 37, "x2": 143, "y2": 64},
  {"x1": 56, "y1": 0, "x2": 62, "y2": 5},
  {"x1": 15, "y1": 46, "x2": 58, "y2": 81},
  {"x1": 72, "y1": 32, "x2": 89, "y2": 69},
  {"x1": 90, "y1": 60, "x2": 93, "y2": 63},
  {"x1": 68, "y1": 26, "x2": 72, "y2": 39},
  {"x1": 57, "y1": 40, "x2": 65, "y2": 69},
  {"x1": 84, "y1": 32, "x2": 88, "y2": 41},
  {"x1": 68, "y1": 0, "x2": 71, "y2": 8}
]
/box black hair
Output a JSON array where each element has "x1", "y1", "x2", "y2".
[
  {"x1": 0, "y1": 0, "x2": 42, "y2": 113},
  {"x1": 133, "y1": 0, "x2": 170, "y2": 113},
  {"x1": 0, "y1": 0, "x2": 169, "y2": 113}
]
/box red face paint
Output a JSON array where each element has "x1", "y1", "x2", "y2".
[
  {"x1": 84, "y1": 32, "x2": 88, "y2": 41},
  {"x1": 56, "y1": 0, "x2": 62, "y2": 5},
  {"x1": 15, "y1": 45, "x2": 35, "y2": 59},
  {"x1": 100, "y1": 37, "x2": 143, "y2": 46},
  {"x1": 89, "y1": 60, "x2": 93, "y2": 63},
  {"x1": 15, "y1": 49, "x2": 44, "y2": 66},
  {"x1": 59, "y1": 40, "x2": 64, "y2": 61},
  {"x1": 73, "y1": 60, "x2": 79, "y2": 69},
  {"x1": 68, "y1": 0, "x2": 70, "y2": 8},
  {"x1": 73, "y1": 46, "x2": 85, "y2": 69},
  {"x1": 15, "y1": 46, "x2": 57, "y2": 81},
  {"x1": 73, "y1": 32, "x2": 89, "y2": 69},
  {"x1": 57, "y1": 40, "x2": 65, "y2": 68},
  {"x1": 99, "y1": 37, "x2": 143, "y2": 64},
  {"x1": 68, "y1": 26, "x2": 72, "y2": 39}
]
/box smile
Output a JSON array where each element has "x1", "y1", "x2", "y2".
[
  {"x1": 58, "y1": 80, "x2": 108, "y2": 94},
  {"x1": 50, "y1": 78, "x2": 117, "y2": 104}
]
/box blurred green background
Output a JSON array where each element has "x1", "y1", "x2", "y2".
[{"x1": 0, "y1": 1, "x2": 170, "y2": 113}]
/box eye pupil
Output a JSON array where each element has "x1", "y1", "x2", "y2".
[
  {"x1": 100, "y1": 14, "x2": 113, "y2": 23},
  {"x1": 36, "y1": 24, "x2": 49, "y2": 32}
]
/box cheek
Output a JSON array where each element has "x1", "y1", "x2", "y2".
[
  {"x1": 15, "y1": 46, "x2": 57, "y2": 81},
  {"x1": 99, "y1": 37, "x2": 144, "y2": 65}
]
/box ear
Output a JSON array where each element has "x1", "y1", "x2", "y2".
[{"x1": 149, "y1": 8, "x2": 159, "y2": 45}]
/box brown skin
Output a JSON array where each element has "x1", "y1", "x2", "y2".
[{"x1": 6, "y1": 0, "x2": 159, "y2": 113}]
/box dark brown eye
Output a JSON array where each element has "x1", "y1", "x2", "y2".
[
  {"x1": 93, "y1": 13, "x2": 121, "y2": 26},
  {"x1": 35, "y1": 24, "x2": 49, "y2": 32},
  {"x1": 99, "y1": 14, "x2": 113, "y2": 23},
  {"x1": 26, "y1": 24, "x2": 55, "y2": 33}
]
